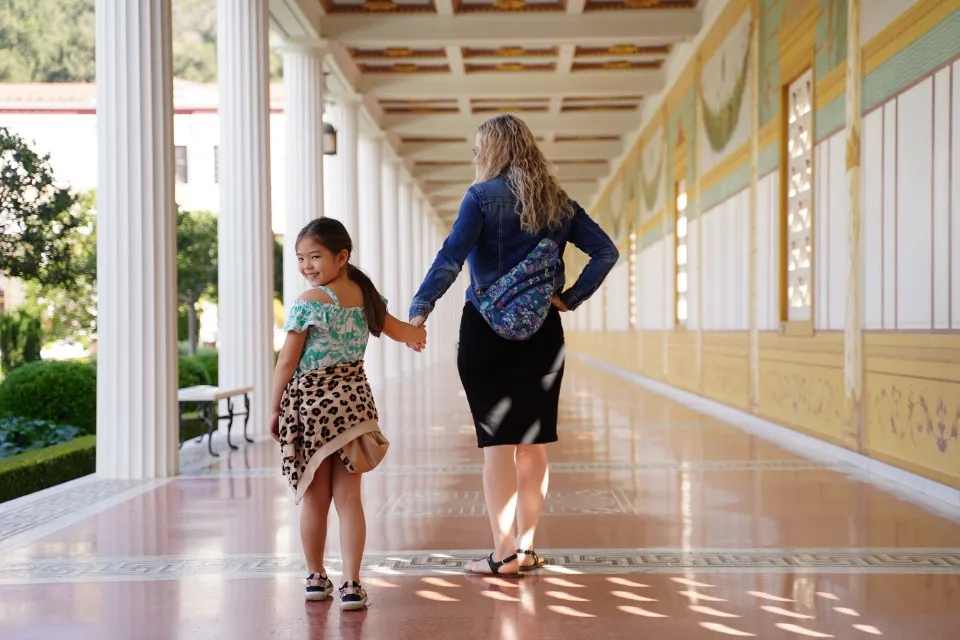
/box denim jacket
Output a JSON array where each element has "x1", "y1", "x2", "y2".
[{"x1": 409, "y1": 175, "x2": 619, "y2": 320}]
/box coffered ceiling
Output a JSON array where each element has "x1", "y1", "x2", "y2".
[{"x1": 271, "y1": 0, "x2": 704, "y2": 222}]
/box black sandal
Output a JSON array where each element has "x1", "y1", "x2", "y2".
[
  {"x1": 464, "y1": 552, "x2": 522, "y2": 577},
  {"x1": 517, "y1": 549, "x2": 547, "y2": 572}
]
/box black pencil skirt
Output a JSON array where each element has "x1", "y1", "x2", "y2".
[{"x1": 457, "y1": 301, "x2": 565, "y2": 448}]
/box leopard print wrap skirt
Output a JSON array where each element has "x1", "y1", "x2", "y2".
[{"x1": 278, "y1": 361, "x2": 389, "y2": 503}]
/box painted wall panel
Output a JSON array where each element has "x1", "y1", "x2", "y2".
[
  {"x1": 641, "y1": 243, "x2": 664, "y2": 331},
  {"x1": 756, "y1": 172, "x2": 780, "y2": 331},
  {"x1": 862, "y1": 109, "x2": 885, "y2": 329},
  {"x1": 606, "y1": 262, "x2": 630, "y2": 331},
  {"x1": 827, "y1": 132, "x2": 849, "y2": 331},
  {"x1": 688, "y1": 218, "x2": 701, "y2": 331},
  {"x1": 589, "y1": 288, "x2": 604, "y2": 330},
  {"x1": 883, "y1": 101, "x2": 899, "y2": 328},
  {"x1": 665, "y1": 232, "x2": 677, "y2": 331},
  {"x1": 815, "y1": 141, "x2": 830, "y2": 330},
  {"x1": 953, "y1": 61, "x2": 960, "y2": 329},
  {"x1": 895, "y1": 78, "x2": 933, "y2": 330},
  {"x1": 933, "y1": 68, "x2": 952, "y2": 329},
  {"x1": 860, "y1": 0, "x2": 920, "y2": 45}
]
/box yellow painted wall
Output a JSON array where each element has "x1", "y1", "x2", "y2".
[{"x1": 571, "y1": 0, "x2": 960, "y2": 489}]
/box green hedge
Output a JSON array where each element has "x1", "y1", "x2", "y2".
[
  {"x1": 178, "y1": 355, "x2": 211, "y2": 388},
  {"x1": 0, "y1": 360, "x2": 97, "y2": 434},
  {"x1": 192, "y1": 350, "x2": 218, "y2": 385},
  {"x1": 0, "y1": 435, "x2": 96, "y2": 504}
]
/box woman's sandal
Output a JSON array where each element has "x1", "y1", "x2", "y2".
[
  {"x1": 517, "y1": 549, "x2": 547, "y2": 572},
  {"x1": 464, "y1": 552, "x2": 523, "y2": 577}
]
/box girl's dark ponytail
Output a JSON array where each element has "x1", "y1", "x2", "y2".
[{"x1": 347, "y1": 263, "x2": 387, "y2": 337}]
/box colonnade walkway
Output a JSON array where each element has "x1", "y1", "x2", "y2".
[{"x1": 0, "y1": 358, "x2": 958, "y2": 639}]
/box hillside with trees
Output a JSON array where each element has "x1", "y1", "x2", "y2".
[{"x1": 0, "y1": 0, "x2": 282, "y2": 84}]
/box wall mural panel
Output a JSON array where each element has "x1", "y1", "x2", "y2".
[
  {"x1": 699, "y1": 9, "x2": 754, "y2": 175},
  {"x1": 640, "y1": 128, "x2": 665, "y2": 222},
  {"x1": 571, "y1": 0, "x2": 960, "y2": 489},
  {"x1": 815, "y1": 0, "x2": 849, "y2": 79}
]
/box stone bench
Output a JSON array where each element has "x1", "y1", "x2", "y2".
[{"x1": 177, "y1": 385, "x2": 253, "y2": 457}]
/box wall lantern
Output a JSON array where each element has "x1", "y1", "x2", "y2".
[
  {"x1": 322, "y1": 71, "x2": 337, "y2": 156},
  {"x1": 322, "y1": 121, "x2": 337, "y2": 156}
]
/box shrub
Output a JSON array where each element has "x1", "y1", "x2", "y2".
[
  {"x1": 0, "y1": 360, "x2": 96, "y2": 434},
  {"x1": 0, "y1": 416, "x2": 79, "y2": 459},
  {"x1": 0, "y1": 435, "x2": 96, "y2": 504},
  {"x1": 192, "y1": 350, "x2": 218, "y2": 385},
  {"x1": 0, "y1": 309, "x2": 43, "y2": 373},
  {"x1": 178, "y1": 355, "x2": 210, "y2": 388}
]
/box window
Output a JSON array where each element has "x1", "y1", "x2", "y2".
[
  {"x1": 175, "y1": 145, "x2": 188, "y2": 184},
  {"x1": 783, "y1": 69, "x2": 813, "y2": 324},
  {"x1": 213, "y1": 145, "x2": 219, "y2": 184},
  {"x1": 675, "y1": 179, "x2": 689, "y2": 328}
]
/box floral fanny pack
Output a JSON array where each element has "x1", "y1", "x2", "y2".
[{"x1": 474, "y1": 238, "x2": 560, "y2": 341}]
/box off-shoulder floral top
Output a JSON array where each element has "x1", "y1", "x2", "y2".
[{"x1": 283, "y1": 285, "x2": 382, "y2": 376}]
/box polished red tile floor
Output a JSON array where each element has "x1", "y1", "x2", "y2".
[{"x1": 1, "y1": 358, "x2": 958, "y2": 639}]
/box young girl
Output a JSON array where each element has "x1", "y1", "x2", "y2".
[{"x1": 270, "y1": 217, "x2": 427, "y2": 611}]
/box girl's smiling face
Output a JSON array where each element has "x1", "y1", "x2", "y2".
[{"x1": 296, "y1": 236, "x2": 347, "y2": 287}]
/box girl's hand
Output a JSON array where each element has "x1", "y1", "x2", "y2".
[
  {"x1": 270, "y1": 411, "x2": 281, "y2": 442},
  {"x1": 407, "y1": 325, "x2": 427, "y2": 352}
]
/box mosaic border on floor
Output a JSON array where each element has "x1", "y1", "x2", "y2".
[
  {"x1": 1, "y1": 548, "x2": 958, "y2": 584},
  {"x1": 0, "y1": 436, "x2": 228, "y2": 551},
  {"x1": 179, "y1": 459, "x2": 848, "y2": 479}
]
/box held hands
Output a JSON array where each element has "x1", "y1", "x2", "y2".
[{"x1": 407, "y1": 316, "x2": 427, "y2": 352}]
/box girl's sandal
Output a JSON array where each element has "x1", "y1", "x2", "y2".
[
  {"x1": 517, "y1": 549, "x2": 547, "y2": 572},
  {"x1": 464, "y1": 552, "x2": 523, "y2": 578}
]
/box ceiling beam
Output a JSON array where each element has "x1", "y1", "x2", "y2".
[
  {"x1": 385, "y1": 110, "x2": 641, "y2": 136},
  {"x1": 359, "y1": 69, "x2": 663, "y2": 100},
  {"x1": 400, "y1": 139, "x2": 623, "y2": 163},
  {"x1": 414, "y1": 162, "x2": 608, "y2": 181},
  {"x1": 317, "y1": 10, "x2": 701, "y2": 47}
]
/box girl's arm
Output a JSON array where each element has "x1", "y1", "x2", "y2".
[
  {"x1": 381, "y1": 313, "x2": 427, "y2": 345},
  {"x1": 270, "y1": 330, "x2": 308, "y2": 418}
]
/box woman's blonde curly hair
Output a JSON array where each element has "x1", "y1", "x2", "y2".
[{"x1": 473, "y1": 114, "x2": 574, "y2": 234}]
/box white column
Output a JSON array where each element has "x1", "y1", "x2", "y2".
[
  {"x1": 333, "y1": 99, "x2": 360, "y2": 262},
  {"x1": 358, "y1": 133, "x2": 384, "y2": 387},
  {"x1": 323, "y1": 106, "x2": 341, "y2": 219},
  {"x1": 397, "y1": 178, "x2": 414, "y2": 373},
  {"x1": 424, "y1": 212, "x2": 439, "y2": 367},
  {"x1": 380, "y1": 155, "x2": 402, "y2": 379},
  {"x1": 281, "y1": 43, "x2": 326, "y2": 311},
  {"x1": 95, "y1": 0, "x2": 178, "y2": 479},
  {"x1": 410, "y1": 190, "x2": 424, "y2": 371},
  {"x1": 218, "y1": 0, "x2": 274, "y2": 434}
]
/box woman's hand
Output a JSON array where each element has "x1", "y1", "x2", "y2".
[
  {"x1": 270, "y1": 411, "x2": 281, "y2": 443},
  {"x1": 551, "y1": 296, "x2": 569, "y2": 312}
]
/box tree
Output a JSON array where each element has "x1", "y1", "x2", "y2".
[
  {"x1": 22, "y1": 191, "x2": 97, "y2": 344},
  {"x1": 0, "y1": 0, "x2": 95, "y2": 82},
  {"x1": 0, "y1": 0, "x2": 283, "y2": 84},
  {"x1": 0, "y1": 309, "x2": 43, "y2": 373},
  {"x1": 177, "y1": 210, "x2": 218, "y2": 355},
  {"x1": 0, "y1": 127, "x2": 83, "y2": 287}
]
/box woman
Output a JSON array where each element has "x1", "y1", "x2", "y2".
[{"x1": 408, "y1": 114, "x2": 618, "y2": 576}]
